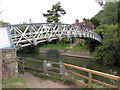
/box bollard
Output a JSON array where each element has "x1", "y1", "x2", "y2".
[{"x1": 43, "y1": 60, "x2": 47, "y2": 75}]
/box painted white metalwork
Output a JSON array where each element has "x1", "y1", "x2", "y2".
[
  {"x1": 0, "y1": 27, "x2": 14, "y2": 49},
  {"x1": 0, "y1": 23, "x2": 101, "y2": 48}
]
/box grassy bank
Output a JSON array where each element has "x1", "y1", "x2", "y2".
[
  {"x1": 40, "y1": 43, "x2": 88, "y2": 51},
  {"x1": 2, "y1": 76, "x2": 28, "y2": 88},
  {"x1": 71, "y1": 43, "x2": 88, "y2": 51},
  {"x1": 40, "y1": 43, "x2": 71, "y2": 49}
]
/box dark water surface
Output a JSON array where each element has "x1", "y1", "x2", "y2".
[{"x1": 18, "y1": 52, "x2": 120, "y2": 76}]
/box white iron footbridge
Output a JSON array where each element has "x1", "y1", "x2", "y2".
[{"x1": 0, "y1": 23, "x2": 101, "y2": 49}]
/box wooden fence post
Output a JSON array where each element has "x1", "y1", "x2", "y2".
[
  {"x1": 43, "y1": 60, "x2": 47, "y2": 75},
  {"x1": 88, "y1": 72, "x2": 92, "y2": 88},
  {"x1": 22, "y1": 58, "x2": 24, "y2": 74},
  {"x1": 117, "y1": 77, "x2": 120, "y2": 90}
]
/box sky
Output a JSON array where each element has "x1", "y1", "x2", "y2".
[{"x1": 0, "y1": 0, "x2": 102, "y2": 24}]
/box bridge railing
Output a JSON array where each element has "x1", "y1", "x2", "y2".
[
  {"x1": 18, "y1": 57, "x2": 120, "y2": 88},
  {"x1": 0, "y1": 23, "x2": 101, "y2": 48}
]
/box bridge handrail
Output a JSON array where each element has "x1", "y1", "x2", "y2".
[{"x1": 0, "y1": 23, "x2": 92, "y2": 30}]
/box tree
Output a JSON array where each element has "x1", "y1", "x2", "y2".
[
  {"x1": 0, "y1": 21, "x2": 10, "y2": 25},
  {"x1": 118, "y1": 1, "x2": 120, "y2": 26},
  {"x1": 95, "y1": 2, "x2": 118, "y2": 25},
  {"x1": 96, "y1": 0, "x2": 106, "y2": 9},
  {"x1": 90, "y1": 17, "x2": 100, "y2": 28},
  {"x1": 43, "y1": 2, "x2": 66, "y2": 23},
  {"x1": 92, "y1": 24, "x2": 120, "y2": 65}
]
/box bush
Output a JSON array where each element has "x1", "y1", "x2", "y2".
[{"x1": 92, "y1": 46, "x2": 103, "y2": 63}]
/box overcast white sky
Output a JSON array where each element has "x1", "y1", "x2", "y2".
[{"x1": 0, "y1": 0, "x2": 102, "y2": 24}]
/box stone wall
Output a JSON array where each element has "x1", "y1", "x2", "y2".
[
  {"x1": 0, "y1": 49, "x2": 2, "y2": 90},
  {"x1": 39, "y1": 48, "x2": 92, "y2": 58},
  {"x1": 1, "y1": 48, "x2": 18, "y2": 79}
]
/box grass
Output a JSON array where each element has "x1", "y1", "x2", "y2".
[
  {"x1": 0, "y1": 78, "x2": 2, "y2": 89},
  {"x1": 70, "y1": 43, "x2": 88, "y2": 51},
  {"x1": 40, "y1": 43, "x2": 71, "y2": 49},
  {"x1": 2, "y1": 76, "x2": 28, "y2": 88},
  {"x1": 25, "y1": 69, "x2": 76, "y2": 86},
  {"x1": 40, "y1": 43, "x2": 88, "y2": 51}
]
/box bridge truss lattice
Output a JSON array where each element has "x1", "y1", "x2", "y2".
[{"x1": 7, "y1": 23, "x2": 101, "y2": 48}]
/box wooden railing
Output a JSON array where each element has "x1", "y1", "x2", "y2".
[
  {"x1": 18, "y1": 57, "x2": 120, "y2": 89},
  {"x1": 64, "y1": 63, "x2": 120, "y2": 88}
]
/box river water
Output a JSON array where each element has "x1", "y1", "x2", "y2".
[{"x1": 18, "y1": 52, "x2": 120, "y2": 76}]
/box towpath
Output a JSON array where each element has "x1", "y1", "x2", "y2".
[{"x1": 21, "y1": 72, "x2": 78, "y2": 88}]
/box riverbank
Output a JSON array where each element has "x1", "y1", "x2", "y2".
[{"x1": 39, "y1": 48, "x2": 92, "y2": 59}]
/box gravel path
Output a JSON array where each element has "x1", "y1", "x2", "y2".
[{"x1": 21, "y1": 72, "x2": 77, "y2": 88}]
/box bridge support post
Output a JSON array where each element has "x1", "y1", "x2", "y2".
[{"x1": 1, "y1": 48, "x2": 18, "y2": 79}]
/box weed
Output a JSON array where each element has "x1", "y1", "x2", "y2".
[{"x1": 63, "y1": 79, "x2": 74, "y2": 85}]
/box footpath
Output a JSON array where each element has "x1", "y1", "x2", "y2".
[{"x1": 21, "y1": 72, "x2": 78, "y2": 88}]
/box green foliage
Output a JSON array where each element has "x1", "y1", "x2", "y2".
[
  {"x1": 95, "y1": 2, "x2": 118, "y2": 25},
  {"x1": 84, "y1": 40, "x2": 100, "y2": 53},
  {"x1": 2, "y1": 76, "x2": 28, "y2": 88},
  {"x1": 118, "y1": 1, "x2": 120, "y2": 25},
  {"x1": 0, "y1": 21, "x2": 10, "y2": 25},
  {"x1": 95, "y1": 24, "x2": 112, "y2": 39},
  {"x1": 26, "y1": 70, "x2": 62, "y2": 82},
  {"x1": 92, "y1": 46, "x2": 103, "y2": 63},
  {"x1": 63, "y1": 79, "x2": 74, "y2": 85},
  {"x1": 87, "y1": 17, "x2": 100, "y2": 28},
  {"x1": 91, "y1": 83, "x2": 101, "y2": 88},
  {"x1": 71, "y1": 43, "x2": 88, "y2": 51},
  {"x1": 43, "y1": 2, "x2": 66, "y2": 23},
  {"x1": 59, "y1": 38, "x2": 67, "y2": 46},
  {"x1": 92, "y1": 24, "x2": 120, "y2": 65}
]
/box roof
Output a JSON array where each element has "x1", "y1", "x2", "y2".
[{"x1": 73, "y1": 19, "x2": 95, "y2": 30}]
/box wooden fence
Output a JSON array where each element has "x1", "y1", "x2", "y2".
[{"x1": 18, "y1": 57, "x2": 120, "y2": 89}]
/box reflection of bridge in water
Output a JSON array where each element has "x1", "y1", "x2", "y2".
[{"x1": 0, "y1": 23, "x2": 101, "y2": 49}]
